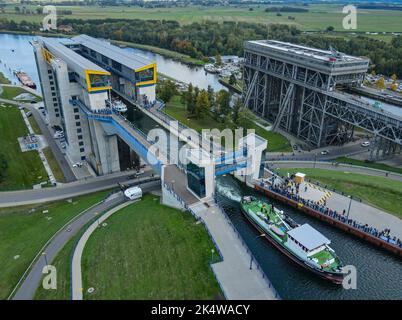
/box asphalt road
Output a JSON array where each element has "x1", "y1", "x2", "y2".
[
  {"x1": 268, "y1": 139, "x2": 370, "y2": 161},
  {"x1": 11, "y1": 180, "x2": 160, "y2": 300},
  {"x1": 0, "y1": 170, "x2": 155, "y2": 207}
]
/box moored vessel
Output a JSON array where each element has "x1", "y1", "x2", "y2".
[
  {"x1": 240, "y1": 196, "x2": 345, "y2": 284},
  {"x1": 14, "y1": 71, "x2": 36, "y2": 89}
]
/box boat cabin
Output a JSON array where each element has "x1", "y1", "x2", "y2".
[{"x1": 286, "y1": 224, "x2": 331, "y2": 259}]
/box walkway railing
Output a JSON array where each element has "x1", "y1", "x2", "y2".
[
  {"x1": 214, "y1": 195, "x2": 281, "y2": 299},
  {"x1": 257, "y1": 180, "x2": 402, "y2": 251}
]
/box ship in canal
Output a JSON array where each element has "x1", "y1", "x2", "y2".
[
  {"x1": 240, "y1": 196, "x2": 345, "y2": 284},
  {"x1": 14, "y1": 71, "x2": 36, "y2": 89}
]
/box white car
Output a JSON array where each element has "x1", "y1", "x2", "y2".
[
  {"x1": 320, "y1": 150, "x2": 330, "y2": 155},
  {"x1": 361, "y1": 141, "x2": 370, "y2": 147},
  {"x1": 73, "y1": 162, "x2": 83, "y2": 168}
]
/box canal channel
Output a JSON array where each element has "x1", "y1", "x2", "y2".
[{"x1": 1, "y1": 33, "x2": 401, "y2": 300}]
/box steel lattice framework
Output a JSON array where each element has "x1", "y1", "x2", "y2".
[{"x1": 242, "y1": 40, "x2": 402, "y2": 148}]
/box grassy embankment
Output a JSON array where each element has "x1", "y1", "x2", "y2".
[
  {"x1": 0, "y1": 72, "x2": 11, "y2": 84},
  {"x1": 0, "y1": 86, "x2": 41, "y2": 101},
  {"x1": 0, "y1": 190, "x2": 112, "y2": 299},
  {"x1": 334, "y1": 157, "x2": 402, "y2": 175},
  {"x1": 163, "y1": 95, "x2": 292, "y2": 152},
  {"x1": 276, "y1": 168, "x2": 402, "y2": 218},
  {"x1": 0, "y1": 106, "x2": 47, "y2": 190},
  {"x1": 80, "y1": 194, "x2": 222, "y2": 299}
]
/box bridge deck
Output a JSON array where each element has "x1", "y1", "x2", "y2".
[{"x1": 163, "y1": 164, "x2": 199, "y2": 206}]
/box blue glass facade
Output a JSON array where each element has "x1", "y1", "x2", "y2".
[{"x1": 187, "y1": 161, "x2": 206, "y2": 199}]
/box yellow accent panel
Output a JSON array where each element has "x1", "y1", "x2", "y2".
[
  {"x1": 41, "y1": 47, "x2": 54, "y2": 64},
  {"x1": 134, "y1": 63, "x2": 157, "y2": 87},
  {"x1": 84, "y1": 69, "x2": 112, "y2": 92}
]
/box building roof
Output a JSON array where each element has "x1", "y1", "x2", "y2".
[
  {"x1": 72, "y1": 34, "x2": 154, "y2": 70},
  {"x1": 247, "y1": 40, "x2": 367, "y2": 63},
  {"x1": 39, "y1": 37, "x2": 108, "y2": 76},
  {"x1": 287, "y1": 224, "x2": 331, "y2": 250}
]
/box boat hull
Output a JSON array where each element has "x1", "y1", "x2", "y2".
[{"x1": 240, "y1": 205, "x2": 344, "y2": 285}]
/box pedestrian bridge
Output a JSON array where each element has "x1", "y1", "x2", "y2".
[{"x1": 71, "y1": 97, "x2": 267, "y2": 200}]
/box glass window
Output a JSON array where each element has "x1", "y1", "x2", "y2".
[
  {"x1": 186, "y1": 162, "x2": 206, "y2": 198},
  {"x1": 88, "y1": 73, "x2": 110, "y2": 88},
  {"x1": 135, "y1": 66, "x2": 154, "y2": 83}
]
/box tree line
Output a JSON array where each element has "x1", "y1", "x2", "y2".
[
  {"x1": 0, "y1": 17, "x2": 401, "y2": 77},
  {"x1": 157, "y1": 79, "x2": 252, "y2": 128}
]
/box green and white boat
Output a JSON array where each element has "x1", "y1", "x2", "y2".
[{"x1": 240, "y1": 196, "x2": 344, "y2": 284}]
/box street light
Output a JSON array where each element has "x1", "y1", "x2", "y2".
[
  {"x1": 346, "y1": 195, "x2": 353, "y2": 219},
  {"x1": 211, "y1": 249, "x2": 215, "y2": 262},
  {"x1": 249, "y1": 233, "x2": 265, "y2": 270},
  {"x1": 42, "y1": 252, "x2": 48, "y2": 266},
  {"x1": 313, "y1": 153, "x2": 317, "y2": 168}
]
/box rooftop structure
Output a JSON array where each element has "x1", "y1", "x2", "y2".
[
  {"x1": 287, "y1": 224, "x2": 331, "y2": 252},
  {"x1": 245, "y1": 40, "x2": 369, "y2": 76},
  {"x1": 72, "y1": 35, "x2": 154, "y2": 71}
]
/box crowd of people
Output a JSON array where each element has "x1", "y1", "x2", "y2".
[{"x1": 259, "y1": 177, "x2": 402, "y2": 249}]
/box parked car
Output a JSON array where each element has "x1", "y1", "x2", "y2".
[
  {"x1": 320, "y1": 150, "x2": 330, "y2": 155},
  {"x1": 361, "y1": 141, "x2": 370, "y2": 147},
  {"x1": 73, "y1": 162, "x2": 83, "y2": 168},
  {"x1": 25, "y1": 111, "x2": 32, "y2": 117}
]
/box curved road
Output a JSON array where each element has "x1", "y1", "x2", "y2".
[{"x1": 11, "y1": 180, "x2": 160, "y2": 300}]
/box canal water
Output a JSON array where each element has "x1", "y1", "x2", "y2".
[{"x1": 1, "y1": 33, "x2": 401, "y2": 299}]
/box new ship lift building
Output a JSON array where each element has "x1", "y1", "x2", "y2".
[{"x1": 32, "y1": 35, "x2": 157, "y2": 175}]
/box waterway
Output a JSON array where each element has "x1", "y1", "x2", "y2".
[{"x1": 1, "y1": 32, "x2": 402, "y2": 300}]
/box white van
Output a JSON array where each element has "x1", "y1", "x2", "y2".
[{"x1": 124, "y1": 186, "x2": 142, "y2": 201}]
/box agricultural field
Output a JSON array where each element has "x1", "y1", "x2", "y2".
[{"x1": 1, "y1": 4, "x2": 402, "y2": 32}]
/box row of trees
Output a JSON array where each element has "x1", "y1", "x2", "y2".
[
  {"x1": 158, "y1": 80, "x2": 251, "y2": 128},
  {"x1": 0, "y1": 17, "x2": 401, "y2": 77}
]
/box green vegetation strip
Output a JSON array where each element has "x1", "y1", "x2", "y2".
[
  {"x1": 334, "y1": 157, "x2": 402, "y2": 175},
  {"x1": 0, "y1": 72, "x2": 11, "y2": 84},
  {"x1": 82, "y1": 194, "x2": 222, "y2": 299},
  {"x1": 276, "y1": 168, "x2": 402, "y2": 218},
  {"x1": 0, "y1": 190, "x2": 112, "y2": 299},
  {"x1": 0, "y1": 106, "x2": 48, "y2": 190},
  {"x1": 43, "y1": 147, "x2": 66, "y2": 183},
  {"x1": 164, "y1": 96, "x2": 291, "y2": 152}
]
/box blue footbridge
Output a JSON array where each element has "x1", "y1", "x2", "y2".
[{"x1": 71, "y1": 98, "x2": 251, "y2": 177}]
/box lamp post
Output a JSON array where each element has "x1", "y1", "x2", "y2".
[
  {"x1": 313, "y1": 153, "x2": 317, "y2": 168},
  {"x1": 346, "y1": 195, "x2": 353, "y2": 219},
  {"x1": 249, "y1": 233, "x2": 265, "y2": 270},
  {"x1": 42, "y1": 252, "x2": 48, "y2": 266},
  {"x1": 211, "y1": 249, "x2": 215, "y2": 263}
]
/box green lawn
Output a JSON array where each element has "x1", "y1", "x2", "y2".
[
  {"x1": 82, "y1": 194, "x2": 222, "y2": 299},
  {"x1": 334, "y1": 157, "x2": 402, "y2": 175},
  {"x1": 0, "y1": 72, "x2": 11, "y2": 84},
  {"x1": 163, "y1": 95, "x2": 291, "y2": 152},
  {"x1": 0, "y1": 106, "x2": 48, "y2": 190},
  {"x1": 2, "y1": 4, "x2": 402, "y2": 32},
  {"x1": 276, "y1": 168, "x2": 402, "y2": 218},
  {"x1": 43, "y1": 147, "x2": 66, "y2": 183},
  {"x1": 0, "y1": 190, "x2": 112, "y2": 299},
  {"x1": 0, "y1": 86, "x2": 41, "y2": 101},
  {"x1": 34, "y1": 231, "x2": 81, "y2": 300}
]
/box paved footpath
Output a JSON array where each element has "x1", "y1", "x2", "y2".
[
  {"x1": 190, "y1": 202, "x2": 279, "y2": 300},
  {"x1": 71, "y1": 201, "x2": 132, "y2": 300}
]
